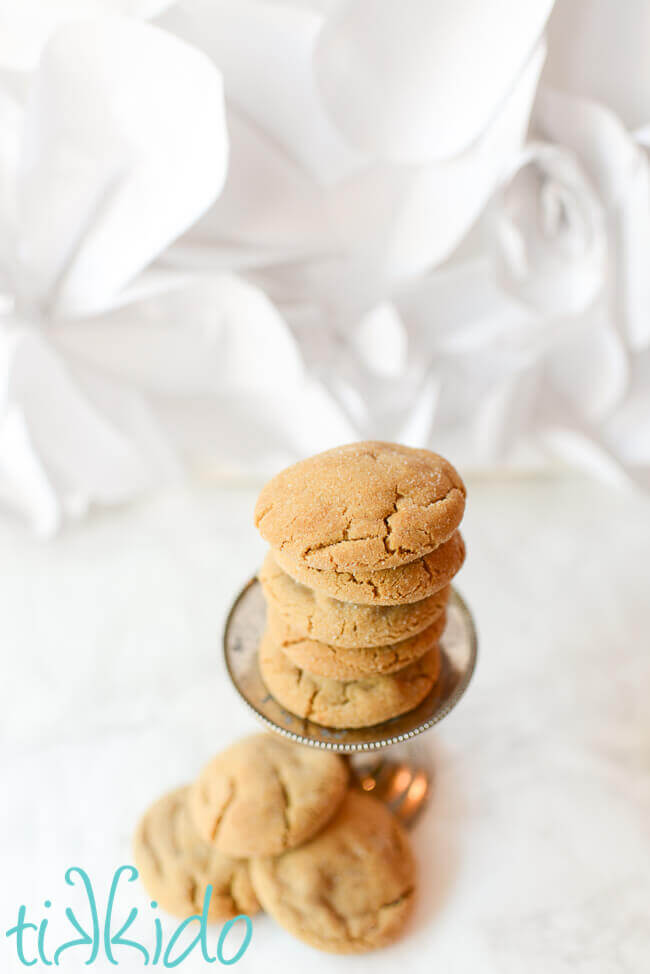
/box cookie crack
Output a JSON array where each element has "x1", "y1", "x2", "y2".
[
  {"x1": 141, "y1": 821, "x2": 164, "y2": 876},
  {"x1": 304, "y1": 530, "x2": 378, "y2": 557},
  {"x1": 208, "y1": 778, "x2": 236, "y2": 842},
  {"x1": 304, "y1": 687, "x2": 318, "y2": 719},
  {"x1": 316, "y1": 892, "x2": 354, "y2": 939},
  {"x1": 312, "y1": 680, "x2": 354, "y2": 710},
  {"x1": 356, "y1": 887, "x2": 415, "y2": 946},
  {"x1": 281, "y1": 634, "x2": 309, "y2": 649},
  {"x1": 170, "y1": 801, "x2": 185, "y2": 858},
  {"x1": 255, "y1": 502, "x2": 273, "y2": 525},
  {"x1": 299, "y1": 484, "x2": 462, "y2": 561},
  {"x1": 269, "y1": 761, "x2": 292, "y2": 848},
  {"x1": 357, "y1": 575, "x2": 380, "y2": 599},
  {"x1": 381, "y1": 488, "x2": 405, "y2": 555},
  {"x1": 187, "y1": 876, "x2": 202, "y2": 912},
  {"x1": 421, "y1": 557, "x2": 434, "y2": 582},
  {"x1": 227, "y1": 872, "x2": 238, "y2": 913},
  {"x1": 378, "y1": 887, "x2": 415, "y2": 915},
  {"x1": 382, "y1": 484, "x2": 462, "y2": 556}
]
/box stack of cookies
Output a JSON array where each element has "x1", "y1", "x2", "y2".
[
  {"x1": 254, "y1": 441, "x2": 466, "y2": 729},
  {"x1": 134, "y1": 734, "x2": 416, "y2": 954}
]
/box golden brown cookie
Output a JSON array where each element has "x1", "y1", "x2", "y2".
[
  {"x1": 260, "y1": 550, "x2": 450, "y2": 647},
  {"x1": 259, "y1": 629, "x2": 441, "y2": 728},
  {"x1": 274, "y1": 530, "x2": 465, "y2": 606},
  {"x1": 133, "y1": 787, "x2": 260, "y2": 920},
  {"x1": 188, "y1": 734, "x2": 348, "y2": 858},
  {"x1": 268, "y1": 604, "x2": 446, "y2": 679},
  {"x1": 250, "y1": 790, "x2": 416, "y2": 953},
  {"x1": 255, "y1": 441, "x2": 465, "y2": 571}
]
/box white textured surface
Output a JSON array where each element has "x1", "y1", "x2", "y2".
[{"x1": 1, "y1": 476, "x2": 649, "y2": 972}]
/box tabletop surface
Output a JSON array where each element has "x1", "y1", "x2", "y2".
[{"x1": 1, "y1": 475, "x2": 649, "y2": 973}]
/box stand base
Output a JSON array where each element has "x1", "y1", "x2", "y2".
[{"x1": 349, "y1": 751, "x2": 432, "y2": 827}]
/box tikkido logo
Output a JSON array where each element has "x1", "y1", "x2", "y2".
[{"x1": 5, "y1": 866, "x2": 253, "y2": 968}]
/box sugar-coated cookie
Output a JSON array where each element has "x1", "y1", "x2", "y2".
[
  {"x1": 259, "y1": 630, "x2": 441, "y2": 729},
  {"x1": 268, "y1": 605, "x2": 446, "y2": 679},
  {"x1": 250, "y1": 790, "x2": 416, "y2": 953},
  {"x1": 133, "y1": 787, "x2": 260, "y2": 920},
  {"x1": 188, "y1": 734, "x2": 348, "y2": 858},
  {"x1": 274, "y1": 531, "x2": 465, "y2": 606},
  {"x1": 260, "y1": 551, "x2": 450, "y2": 647},
  {"x1": 255, "y1": 441, "x2": 465, "y2": 571}
]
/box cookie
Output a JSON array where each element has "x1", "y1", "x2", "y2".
[
  {"x1": 255, "y1": 441, "x2": 465, "y2": 571},
  {"x1": 268, "y1": 604, "x2": 447, "y2": 679},
  {"x1": 188, "y1": 734, "x2": 348, "y2": 857},
  {"x1": 259, "y1": 629, "x2": 441, "y2": 728},
  {"x1": 133, "y1": 787, "x2": 260, "y2": 921},
  {"x1": 260, "y1": 551, "x2": 450, "y2": 647},
  {"x1": 274, "y1": 530, "x2": 465, "y2": 606},
  {"x1": 250, "y1": 790, "x2": 416, "y2": 953}
]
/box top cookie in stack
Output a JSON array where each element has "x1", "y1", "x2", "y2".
[
  {"x1": 254, "y1": 442, "x2": 466, "y2": 729},
  {"x1": 255, "y1": 441, "x2": 465, "y2": 573}
]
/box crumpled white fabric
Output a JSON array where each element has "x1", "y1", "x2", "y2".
[
  {"x1": 0, "y1": 15, "x2": 229, "y2": 532},
  {"x1": 1, "y1": 0, "x2": 649, "y2": 534},
  {"x1": 0, "y1": 14, "x2": 354, "y2": 534},
  {"x1": 543, "y1": 0, "x2": 650, "y2": 130},
  {"x1": 201, "y1": 0, "x2": 649, "y2": 488},
  {"x1": 162, "y1": 1, "x2": 546, "y2": 305},
  {"x1": 0, "y1": 0, "x2": 175, "y2": 70},
  {"x1": 388, "y1": 81, "x2": 650, "y2": 486},
  {"x1": 488, "y1": 140, "x2": 607, "y2": 315},
  {"x1": 477, "y1": 84, "x2": 650, "y2": 483},
  {"x1": 156, "y1": 0, "x2": 550, "y2": 458},
  {"x1": 163, "y1": 0, "x2": 649, "y2": 485},
  {"x1": 314, "y1": 0, "x2": 554, "y2": 161}
]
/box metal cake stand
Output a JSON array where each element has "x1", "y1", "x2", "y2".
[{"x1": 223, "y1": 577, "x2": 477, "y2": 821}]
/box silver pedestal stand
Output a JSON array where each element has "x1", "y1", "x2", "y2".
[{"x1": 224, "y1": 578, "x2": 477, "y2": 824}]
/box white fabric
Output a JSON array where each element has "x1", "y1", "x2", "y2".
[
  {"x1": 544, "y1": 0, "x2": 650, "y2": 128},
  {"x1": 0, "y1": 16, "x2": 226, "y2": 533},
  {"x1": 0, "y1": 0, "x2": 176, "y2": 70},
  {"x1": 0, "y1": 1, "x2": 648, "y2": 534},
  {"x1": 314, "y1": 0, "x2": 554, "y2": 161}
]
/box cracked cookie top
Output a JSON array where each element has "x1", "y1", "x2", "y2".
[
  {"x1": 133, "y1": 786, "x2": 260, "y2": 920},
  {"x1": 259, "y1": 629, "x2": 442, "y2": 729},
  {"x1": 259, "y1": 550, "x2": 450, "y2": 648},
  {"x1": 267, "y1": 603, "x2": 447, "y2": 679},
  {"x1": 254, "y1": 441, "x2": 465, "y2": 571},
  {"x1": 250, "y1": 790, "x2": 416, "y2": 953},
  {"x1": 274, "y1": 530, "x2": 465, "y2": 605},
  {"x1": 188, "y1": 734, "x2": 348, "y2": 858}
]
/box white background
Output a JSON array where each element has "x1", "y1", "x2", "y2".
[{"x1": 1, "y1": 1, "x2": 649, "y2": 969}]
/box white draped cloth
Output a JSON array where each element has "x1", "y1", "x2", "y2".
[{"x1": 0, "y1": 0, "x2": 648, "y2": 532}]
